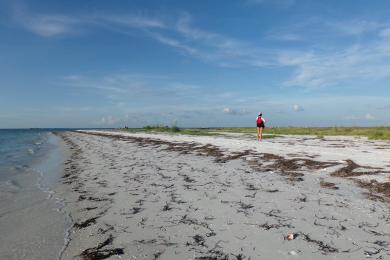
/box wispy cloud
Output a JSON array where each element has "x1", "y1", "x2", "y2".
[
  {"x1": 365, "y1": 113, "x2": 375, "y2": 120},
  {"x1": 293, "y1": 104, "x2": 304, "y2": 112},
  {"x1": 13, "y1": 7, "x2": 277, "y2": 68},
  {"x1": 344, "y1": 113, "x2": 376, "y2": 121},
  {"x1": 13, "y1": 5, "x2": 390, "y2": 91},
  {"x1": 16, "y1": 13, "x2": 80, "y2": 37},
  {"x1": 171, "y1": 13, "x2": 277, "y2": 67},
  {"x1": 13, "y1": 6, "x2": 166, "y2": 37},
  {"x1": 280, "y1": 39, "x2": 390, "y2": 87},
  {"x1": 96, "y1": 14, "x2": 166, "y2": 29},
  {"x1": 60, "y1": 72, "x2": 198, "y2": 102},
  {"x1": 379, "y1": 27, "x2": 390, "y2": 38},
  {"x1": 260, "y1": 15, "x2": 390, "y2": 88},
  {"x1": 148, "y1": 32, "x2": 198, "y2": 55},
  {"x1": 223, "y1": 107, "x2": 249, "y2": 115},
  {"x1": 176, "y1": 13, "x2": 219, "y2": 41},
  {"x1": 326, "y1": 19, "x2": 385, "y2": 36}
]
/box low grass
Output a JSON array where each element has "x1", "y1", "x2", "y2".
[
  {"x1": 120, "y1": 125, "x2": 278, "y2": 138},
  {"x1": 120, "y1": 126, "x2": 390, "y2": 140},
  {"x1": 206, "y1": 127, "x2": 390, "y2": 140},
  {"x1": 144, "y1": 125, "x2": 180, "y2": 133},
  {"x1": 267, "y1": 127, "x2": 390, "y2": 140},
  {"x1": 121, "y1": 125, "x2": 219, "y2": 136}
]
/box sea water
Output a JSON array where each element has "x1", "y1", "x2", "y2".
[{"x1": 0, "y1": 129, "x2": 71, "y2": 259}]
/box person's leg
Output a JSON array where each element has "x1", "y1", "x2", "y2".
[
  {"x1": 256, "y1": 127, "x2": 260, "y2": 140},
  {"x1": 259, "y1": 127, "x2": 263, "y2": 141}
]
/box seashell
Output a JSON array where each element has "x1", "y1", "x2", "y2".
[
  {"x1": 287, "y1": 233, "x2": 295, "y2": 240},
  {"x1": 288, "y1": 250, "x2": 297, "y2": 255}
]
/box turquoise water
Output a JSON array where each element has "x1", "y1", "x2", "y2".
[
  {"x1": 0, "y1": 129, "x2": 49, "y2": 178},
  {"x1": 0, "y1": 129, "x2": 70, "y2": 259}
]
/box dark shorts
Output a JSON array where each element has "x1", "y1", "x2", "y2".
[{"x1": 257, "y1": 123, "x2": 265, "y2": 128}]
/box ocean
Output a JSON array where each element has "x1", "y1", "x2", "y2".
[{"x1": 0, "y1": 129, "x2": 71, "y2": 259}]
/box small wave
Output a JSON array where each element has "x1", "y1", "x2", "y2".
[
  {"x1": 31, "y1": 166, "x2": 73, "y2": 260},
  {"x1": 0, "y1": 179, "x2": 21, "y2": 195},
  {"x1": 10, "y1": 164, "x2": 29, "y2": 171},
  {"x1": 27, "y1": 148, "x2": 35, "y2": 155}
]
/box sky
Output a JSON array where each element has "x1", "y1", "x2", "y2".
[{"x1": 1, "y1": 0, "x2": 390, "y2": 128}]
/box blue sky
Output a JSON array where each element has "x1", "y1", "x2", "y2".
[{"x1": 1, "y1": 0, "x2": 390, "y2": 128}]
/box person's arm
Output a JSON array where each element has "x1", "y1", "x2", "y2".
[{"x1": 262, "y1": 118, "x2": 266, "y2": 123}]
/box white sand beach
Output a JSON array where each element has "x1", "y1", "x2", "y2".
[{"x1": 57, "y1": 130, "x2": 390, "y2": 259}]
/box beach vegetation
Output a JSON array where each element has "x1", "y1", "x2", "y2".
[
  {"x1": 120, "y1": 126, "x2": 390, "y2": 140},
  {"x1": 121, "y1": 125, "x2": 218, "y2": 136},
  {"x1": 205, "y1": 127, "x2": 390, "y2": 140},
  {"x1": 143, "y1": 124, "x2": 180, "y2": 132}
]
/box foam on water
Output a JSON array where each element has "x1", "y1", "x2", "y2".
[
  {"x1": 31, "y1": 134, "x2": 73, "y2": 260},
  {"x1": 0, "y1": 130, "x2": 71, "y2": 260}
]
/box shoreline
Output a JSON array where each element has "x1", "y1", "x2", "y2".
[
  {"x1": 0, "y1": 132, "x2": 70, "y2": 260},
  {"x1": 58, "y1": 130, "x2": 390, "y2": 259}
]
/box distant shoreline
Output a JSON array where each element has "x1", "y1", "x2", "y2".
[{"x1": 119, "y1": 126, "x2": 390, "y2": 140}]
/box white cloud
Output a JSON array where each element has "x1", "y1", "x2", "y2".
[
  {"x1": 327, "y1": 20, "x2": 384, "y2": 36},
  {"x1": 280, "y1": 39, "x2": 390, "y2": 88},
  {"x1": 365, "y1": 113, "x2": 375, "y2": 120},
  {"x1": 379, "y1": 27, "x2": 390, "y2": 38},
  {"x1": 60, "y1": 72, "x2": 198, "y2": 103},
  {"x1": 18, "y1": 14, "x2": 80, "y2": 37},
  {"x1": 13, "y1": 6, "x2": 390, "y2": 91},
  {"x1": 149, "y1": 33, "x2": 198, "y2": 55},
  {"x1": 15, "y1": 7, "x2": 277, "y2": 68},
  {"x1": 265, "y1": 17, "x2": 390, "y2": 88},
  {"x1": 170, "y1": 13, "x2": 277, "y2": 67},
  {"x1": 344, "y1": 113, "x2": 376, "y2": 121},
  {"x1": 223, "y1": 107, "x2": 249, "y2": 115},
  {"x1": 293, "y1": 104, "x2": 304, "y2": 112},
  {"x1": 223, "y1": 107, "x2": 234, "y2": 114},
  {"x1": 98, "y1": 115, "x2": 121, "y2": 126},
  {"x1": 14, "y1": 7, "x2": 166, "y2": 37},
  {"x1": 176, "y1": 13, "x2": 219, "y2": 41},
  {"x1": 97, "y1": 14, "x2": 166, "y2": 29}
]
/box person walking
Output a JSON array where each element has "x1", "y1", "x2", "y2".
[{"x1": 256, "y1": 112, "x2": 265, "y2": 141}]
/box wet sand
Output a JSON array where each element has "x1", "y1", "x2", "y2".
[
  {"x1": 58, "y1": 130, "x2": 390, "y2": 259},
  {"x1": 0, "y1": 133, "x2": 70, "y2": 260}
]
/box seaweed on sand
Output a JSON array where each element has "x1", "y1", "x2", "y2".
[
  {"x1": 191, "y1": 234, "x2": 206, "y2": 247},
  {"x1": 163, "y1": 202, "x2": 172, "y2": 211},
  {"x1": 330, "y1": 160, "x2": 382, "y2": 177},
  {"x1": 320, "y1": 180, "x2": 339, "y2": 190},
  {"x1": 356, "y1": 180, "x2": 390, "y2": 197},
  {"x1": 79, "y1": 234, "x2": 124, "y2": 260},
  {"x1": 300, "y1": 233, "x2": 338, "y2": 254},
  {"x1": 179, "y1": 214, "x2": 214, "y2": 232},
  {"x1": 74, "y1": 216, "x2": 99, "y2": 229},
  {"x1": 245, "y1": 221, "x2": 293, "y2": 230}
]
